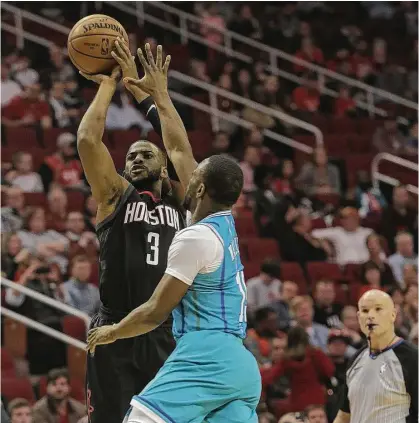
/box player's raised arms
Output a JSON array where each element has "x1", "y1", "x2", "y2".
[
  {"x1": 123, "y1": 43, "x2": 198, "y2": 198},
  {"x1": 77, "y1": 67, "x2": 129, "y2": 224}
]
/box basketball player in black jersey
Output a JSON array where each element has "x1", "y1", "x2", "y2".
[{"x1": 78, "y1": 41, "x2": 197, "y2": 423}]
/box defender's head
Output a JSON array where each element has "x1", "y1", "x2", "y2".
[
  {"x1": 183, "y1": 155, "x2": 243, "y2": 214},
  {"x1": 123, "y1": 141, "x2": 167, "y2": 191}
]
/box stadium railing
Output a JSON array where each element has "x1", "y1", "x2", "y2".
[
  {"x1": 102, "y1": 1, "x2": 418, "y2": 119},
  {"x1": 168, "y1": 70, "x2": 323, "y2": 147},
  {"x1": 1, "y1": 277, "x2": 90, "y2": 351},
  {"x1": 371, "y1": 153, "x2": 418, "y2": 196}
]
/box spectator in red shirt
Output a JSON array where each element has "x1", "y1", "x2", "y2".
[
  {"x1": 2, "y1": 83, "x2": 52, "y2": 129},
  {"x1": 334, "y1": 85, "x2": 356, "y2": 117},
  {"x1": 261, "y1": 326, "x2": 334, "y2": 418},
  {"x1": 292, "y1": 73, "x2": 321, "y2": 113},
  {"x1": 351, "y1": 40, "x2": 376, "y2": 84},
  {"x1": 294, "y1": 37, "x2": 324, "y2": 73},
  {"x1": 39, "y1": 132, "x2": 84, "y2": 192}
]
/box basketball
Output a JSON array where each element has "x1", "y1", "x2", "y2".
[{"x1": 67, "y1": 14, "x2": 129, "y2": 75}]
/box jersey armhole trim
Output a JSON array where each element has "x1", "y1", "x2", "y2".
[
  {"x1": 197, "y1": 223, "x2": 224, "y2": 246},
  {"x1": 96, "y1": 184, "x2": 135, "y2": 232}
]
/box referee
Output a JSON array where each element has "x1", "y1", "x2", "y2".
[{"x1": 334, "y1": 289, "x2": 418, "y2": 423}]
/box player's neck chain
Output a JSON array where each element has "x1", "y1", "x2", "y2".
[{"x1": 369, "y1": 335, "x2": 402, "y2": 359}]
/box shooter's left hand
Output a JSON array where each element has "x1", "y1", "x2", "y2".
[{"x1": 87, "y1": 325, "x2": 118, "y2": 355}]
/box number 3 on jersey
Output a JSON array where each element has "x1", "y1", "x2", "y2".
[{"x1": 146, "y1": 232, "x2": 159, "y2": 265}]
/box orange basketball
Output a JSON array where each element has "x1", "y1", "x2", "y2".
[{"x1": 67, "y1": 14, "x2": 128, "y2": 75}]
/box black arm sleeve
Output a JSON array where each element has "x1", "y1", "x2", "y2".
[
  {"x1": 339, "y1": 381, "x2": 350, "y2": 413},
  {"x1": 395, "y1": 342, "x2": 418, "y2": 422},
  {"x1": 137, "y1": 96, "x2": 179, "y2": 181}
]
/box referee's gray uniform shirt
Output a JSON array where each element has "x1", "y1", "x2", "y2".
[{"x1": 340, "y1": 340, "x2": 418, "y2": 423}]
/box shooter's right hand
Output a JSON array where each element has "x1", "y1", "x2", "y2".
[{"x1": 79, "y1": 66, "x2": 121, "y2": 87}]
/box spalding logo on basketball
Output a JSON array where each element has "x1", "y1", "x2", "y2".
[{"x1": 67, "y1": 14, "x2": 129, "y2": 75}]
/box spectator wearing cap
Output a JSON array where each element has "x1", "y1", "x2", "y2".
[
  {"x1": 2, "y1": 83, "x2": 51, "y2": 129},
  {"x1": 261, "y1": 326, "x2": 334, "y2": 418},
  {"x1": 295, "y1": 146, "x2": 341, "y2": 196},
  {"x1": 312, "y1": 207, "x2": 372, "y2": 265},
  {"x1": 32, "y1": 368, "x2": 85, "y2": 423},
  {"x1": 247, "y1": 259, "x2": 281, "y2": 315},
  {"x1": 271, "y1": 280, "x2": 299, "y2": 331},
  {"x1": 4, "y1": 152, "x2": 44, "y2": 193},
  {"x1": 388, "y1": 231, "x2": 418, "y2": 288},
  {"x1": 313, "y1": 280, "x2": 343, "y2": 329},
  {"x1": 7, "y1": 398, "x2": 32, "y2": 423},
  {"x1": 1, "y1": 63, "x2": 22, "y2": 107},
  {"x1": 62, "y1": 255, "x2": 99, "y2": 316},
  {"x1": 39, "y1": 132, "x2": 84, "y2": 192}
]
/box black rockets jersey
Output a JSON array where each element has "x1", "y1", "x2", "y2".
[{"x1": 96, "y1": 184, "x2": 186, "y2": 315}]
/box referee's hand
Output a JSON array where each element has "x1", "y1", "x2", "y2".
[{"x1": 87, "y1": 325, "x2": 117, "y2": 355}]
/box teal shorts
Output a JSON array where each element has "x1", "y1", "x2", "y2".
[{"x1": 130, "y1": 331, "x2": 261, "y2": 423}]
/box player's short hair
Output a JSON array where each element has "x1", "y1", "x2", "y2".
[
  {"x1": 202, "y1": 155, "x2": 243, "y2": 207},
  {"x1": 7, "y1": 398, "x2": 30, "y2": 415},
  {"x1": 47, "y1": 368, "x2": 69, "y2": 385}
]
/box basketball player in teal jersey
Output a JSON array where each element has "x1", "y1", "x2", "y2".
[{"x1": 87, "y1": 153, "x2": 262, "y2": 422}]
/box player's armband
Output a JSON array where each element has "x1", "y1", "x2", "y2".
[{"x1": 138, "y1": 97, "x2": 162, "y2": 137}]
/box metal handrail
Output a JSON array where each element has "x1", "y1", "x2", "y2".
[
  {"x1": 1, "y1": 307, "x2": 87, "y2": 350},
  {"x1": 169, "y1": 90, "x2": 313, "y2": 154},
  {"x1": 1, "y1": 278, "x2": 91, "y2": 328},
  {"x1": 169, "y1": 70, "x2": 323, "y2": 146},
  {"x1": 146, "y1": 1, "x2": 417, "y2": 112},
  {"x1": 102, "y1": 2, "x2": 397, "y2": 118},
  {"x1": 371, "y1": 153, "x2": 418, "y2": 195}
]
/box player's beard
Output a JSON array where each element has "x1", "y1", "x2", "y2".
[{"x1": 126, "y1": 168, "x2": 162, "y2": 191}]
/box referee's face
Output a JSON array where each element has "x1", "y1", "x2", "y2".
[{"x1": 358, "y1": 291, "x2": 396, "y2": 337}]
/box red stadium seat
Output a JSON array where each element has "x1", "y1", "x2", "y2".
[
  {"x1": 24, "y1": 192, "x2": 47, "y2": 208},
  {"x1": 42, "y1": 128, "x2": 69, "y2": 151},
  {"x1": 311, "y1": 218, "x2": 327, "y2": 230},
  {"x1": 235, "y1": 215, "x2": 258, "y2": 238},
  {"x1": 315, "y1": 193, "x2": 341, "y2": 208},
  {"x1": 109, "y1": 129, "x2": 142, "y2": 151},
  {"x1": 334, "y1": 282, "x2": 348, "y2": 305},
  {"x1": 243, "y1": 262, "x2": 261, "y2": 281},
  {"x1": 1, "y1": 377, "x2": 35, "y2": 403},
  {"x1": 246, "y1": 238, "x2": 280, "y2": 262},
  {"x1": 307, "y1": 262, "x2": 344, "y2": 283},
  {"x1": 1, "y1": 348, "x2": 16, "y2": 378},
  {"x1": 345, "y1": 263, "x2": 362, "y2": 282},
  {"x1": 328, "y1": 117, "x2": 357, "y2": 134},
  {"x1": 4, "y1": 127, "x2": 39, "y2": 149},
  {"x1": 280, "y1": 262, "x2": 307, "y2": 291},
  {"x1": 67, "y1": 191, "x2": 85, "y2": 212},
  {"x1": 62, "y1": 316, "x2": 87, "y2": 341}
]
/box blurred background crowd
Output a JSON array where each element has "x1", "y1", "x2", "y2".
[{"x1": 1, "y1": 1, "x2": 418, "y2": 423}]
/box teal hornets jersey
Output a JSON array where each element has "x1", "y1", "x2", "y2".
[{"x1": 172, "y1": 211, "x2": 247, "y2": 339}]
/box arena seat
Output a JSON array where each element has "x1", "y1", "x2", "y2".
[
  {"x1": 280, "y1": 262, "x2": 307, "y2": 289},
  {"x1": 311, "y1": 218, "x2": 327, "y2": 230},
  {"x1": 4, "y1": 127, "x2": 39, "y2": 149},
  {"x1": 334, "y1": 282, "x2": 348, "y2": 305},
  {"x1": 345, "y1": 263, "x2": 362, "y2": 282},
  {"x1": 315, "y1": 193, "x2": 341, "y2": 208},
  {"x1": 109, "y1": 129, "x2": 142, "y2": 151},
  {"x1": 67, "y1": 346, "x2": 86, "y2": 383},
  {"x1": 1, "y1": 378, "x2": 35, "y2": 403},
  {"x1": 67, "y1": 191, "x2": 85, "y2": 212},
  {"x1": 243, "y1": 262, "x2": 261, "y2": 281},
  {"x1": 307, "y1": 262, "x2": 345, "y2": 284},
  {"x1": 235, "y1": 214, "x2": 258, "y2": 238},
  {"x1": 24, "y1": 192, "x2": 47, "y2": 208},
  {"x1": 41, "y1": 128, "x2": 69, "y2": 151},
  {"x1": 3, "y1": 317, "x2": 27, "y2": 360},
  {"x1": 62, "y1": 316, "x2": 87, "y2": 341},
  {"x1": 1, "y1": 348, "x2": 16, "y2": 378},
  {"x1": 246, "y1": 238, "x2": 280, "y2": 262}
]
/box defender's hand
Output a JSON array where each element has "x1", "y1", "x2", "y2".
[
  {"x1": 87, "y1": 325, "x2": 117, "y2": 355},
  {"x1": 124, "y1": 44, "x2": 171, "y2": 99},
  {"x1": 79, "y1": 66, "x2": 121, "y2": 86}
]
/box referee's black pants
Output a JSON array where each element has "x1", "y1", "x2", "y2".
[{"x1": 86, "y1": 306, "x2": 175, "y2": 423}]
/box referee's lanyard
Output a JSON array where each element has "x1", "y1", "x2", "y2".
[{"x1": 369, "y1": 338, "x2": 404, "y2": 360}]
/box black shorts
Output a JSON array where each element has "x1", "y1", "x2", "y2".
[{"x1": 86, "y1": 306, "x2": 175, "y2": 423}]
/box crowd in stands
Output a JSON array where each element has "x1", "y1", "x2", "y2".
[{"x1": 1, "y1": 2, "x2": 418, "y2": 423}]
